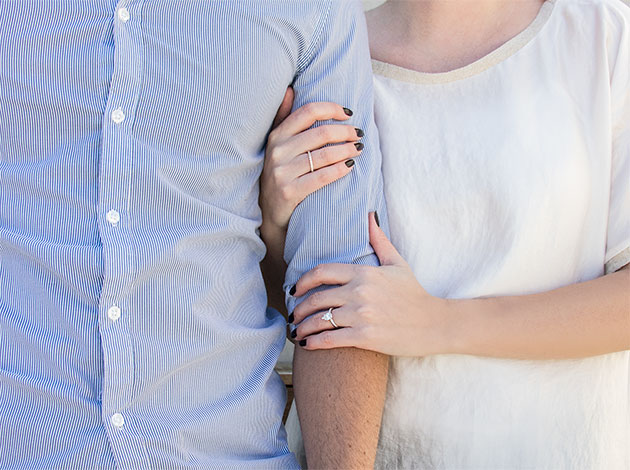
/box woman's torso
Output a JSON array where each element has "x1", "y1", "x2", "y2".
[{"x1": 373, "y1": 0, "x2": 630, "y2": 468}]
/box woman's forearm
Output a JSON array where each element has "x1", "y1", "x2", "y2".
[{"x1": 448, "y1": 265, "x2": 630, "y2": 359}]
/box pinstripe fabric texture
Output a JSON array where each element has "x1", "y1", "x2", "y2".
[{"x1": 0, "y1": 1, "x2": 387, "y2": 468}]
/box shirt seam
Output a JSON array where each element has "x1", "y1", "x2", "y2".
[{"x1": 296, "y1": 0, "x2": 333, "y2": 76}]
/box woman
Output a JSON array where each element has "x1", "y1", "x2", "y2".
[{"x1": 260, "y1": 0, "x2": 630, "y2": 468}]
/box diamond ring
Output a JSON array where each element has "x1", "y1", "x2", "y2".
[{"x1": 322, "y1": 307, "x2": 339, "y2": 329}]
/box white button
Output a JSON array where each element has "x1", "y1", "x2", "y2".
[
  {"x1": 106, "y1": 209, "x2": 120, "y2": 226},
  {"x1": 111, "y1": 413, "x2": 125, "y2": 428},
  {"x1": 111, "y1": 108, "x2": 125, "y2": 124},
  {"x1": 117, "y1": 7, "x2": 130, "y2": 23},
  {"x1": 107, "y1": 305, "x2": 121, "y2": 322}
]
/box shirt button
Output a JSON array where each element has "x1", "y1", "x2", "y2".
[
  {"x1": 106, "y1": 209, "x2": 120, "y2": 226},
  {"x1": 118, "y1": 7, "x2": 130, "y2": 22},
  {"x1": 107, "y1": 305, "x2": 121, "y2": 322},
  {"x1": 111, "y1": 108, "x2": 125, "y2": 124},
  {"x1": 111, "y1": 413, "x2": 125, "y2": 429}
]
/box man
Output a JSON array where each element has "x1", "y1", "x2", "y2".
[{"x1": 0, "y1": 1, "x2": 387, "y2": 468}]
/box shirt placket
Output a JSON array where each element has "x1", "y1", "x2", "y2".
[{"x1": 97, "y1": 1, "x2": 150, "y2": 468}]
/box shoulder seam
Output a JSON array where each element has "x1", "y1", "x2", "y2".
[{"x1": 296, "y1": 0, "x2": 334, "y2": 75}]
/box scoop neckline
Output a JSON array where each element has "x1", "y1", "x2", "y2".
[{"x1": 371, "y1": 0, "x2": 555, "y2": 85}]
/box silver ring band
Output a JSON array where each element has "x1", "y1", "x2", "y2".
[
  {"x1": 307, "y1": 150, "x2": 314, "y2": 173},
  {"x1": 322, "y1": 307, "x2": 339, "y2": 329}
]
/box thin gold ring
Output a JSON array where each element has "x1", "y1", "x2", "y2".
[{"x1": 307, "y1": 150, "x2": 314, "y2": 173}]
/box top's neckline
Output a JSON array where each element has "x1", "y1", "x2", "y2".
[{"x1": 371, "y1": 0, "x2": 555, "y2": 85}]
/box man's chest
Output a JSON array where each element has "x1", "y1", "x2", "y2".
[{"x1": 7, "y1": 1, "x2": 320, "y2": 158}]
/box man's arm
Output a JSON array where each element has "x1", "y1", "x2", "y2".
[{"x1": 285, "y1": 2, "x2": 389, "y2": 467}]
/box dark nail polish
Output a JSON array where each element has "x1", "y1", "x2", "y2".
[
  {"x1": 374, "y1": 211, "x2": 380, "y2": 227},
  {"x1": 354, "y1": 142, "x2": 364, "y2": 151},
  {"x1": 345, "y1": 159, "x2": 355, "y2": 168},
  {"x1": 355, "y1": 128, "x2": 364, "y2": 137},
  {"x1": 290, "y1": 329, "x2": 297, "y2": 339},
  {"x1": 289, "y1": 285, "x2": 296, "y2": 296},
  {"x1": 299, "y1": 339, "x2": 307, "y2": 347},
  {"x1": 288, "y1": 313, "x2": 294, "y2": 323},
  {"x1": 343, "y1": 107, "x2": 353, "y2": 116}
]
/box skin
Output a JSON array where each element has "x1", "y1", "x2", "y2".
[
  {"x1": 291, "y1": 214, "x2": 630, "y2": 359},
  {"x1": 261, "y1": 0, "x2": 630, "y2": 465},
  {"x1": 260, "y1": 93, "x2": 388, "y2": 469}
]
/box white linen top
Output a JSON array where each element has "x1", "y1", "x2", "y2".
[{"x1": 372, "y1": 0, "x2": 630, "y2": 468}]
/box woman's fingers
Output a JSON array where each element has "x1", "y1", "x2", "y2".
[
  {"x1": 291, "y1": 284, "x2": 352, "y2": 324},
  {"x1": 272, "y1": 102, "x2": 352, "y2": 141},
  {"x1": 295, "y1": 141, "x2": 363, "y2": 176},
  {"x1": 279, "y1": 124, "x2": 362, "y2": 163},
  {"x1": 299, "y1": 328, "x2": 358, "y2": 351},
  {"x1": 293, "y1": 263, "x2": 360, "y2": 297},
  {"x1": 293, "y1": 306, "x2": 351, "y2": 340},
  {"x1": 293, "y1": 159, "x2": 355, "y2": 202}
]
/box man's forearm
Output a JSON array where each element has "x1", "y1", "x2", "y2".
[{"x1": 294, "y1": 347, "x2": 388, "y2": 469}]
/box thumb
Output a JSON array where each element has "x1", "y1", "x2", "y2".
[
  {"x1": 369, "y1": 212, "x2": 404, "y2": 266},
  {"x1": 272, "y1": 86, "x2": 294, "y2": 130}
]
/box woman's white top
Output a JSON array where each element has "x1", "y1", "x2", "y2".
[
  {"x1": 286, "y1": 0, "x2": 629, "y2": 467},
  {"x1": 371, "y1": 0, "x2": 630, "y2": 468}
]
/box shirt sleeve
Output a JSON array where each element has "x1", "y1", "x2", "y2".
[
  {"x1": 283, "y1": 0, "x2": 389, "y2": 310},
  {"x1": 605, "y1": 4, "x2": 630, "y2": 274}
]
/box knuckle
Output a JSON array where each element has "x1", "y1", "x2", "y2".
[
  {"x1": 319, "y1": 147, "x2": 334, "y2": 164},
  {"x1": 308, "y1": 291, "x2": 324, "y2": 308},
  {"x1": 311, "y1": 264, "x2": 325, "y2": 280},
  {"x1": 302, "y1": 102, "x2": 318, "y2": 116},
  {"x1": 266, "y1": 132, "x2": 277, "y2": 148},
  {"x1": 278, "y1": 183, "x2": 294, "y2": 202},
  {"x1": 320, "y1": 331, "x2": 335, "y2": 347},
  {"x1": 358, "y1": 267, "x2": 376, "y2": 282},
  {"x1": 315, "y1": 170, "x2": 330, "y2": 185},
  {"x1": 315, "y1": 126, "x2": 332, "y2": 141},
  {"x1": 267, "y1": 145, "x2": 282, "y2": 162},
  {"x1": 353, "y1": 283, "x2": 371, "y2": 301}
]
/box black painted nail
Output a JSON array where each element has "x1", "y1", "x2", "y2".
[
  {"x1": 288, "y1": 313, "x2": 294, "y2": 323},
  {"x1": 355, "y1": 128, "x2": 364, "y2": 137},
  {"x1": 290, "y1": 329, "x2": 297, "y2": 339},
  {"x1": 289, "y1": 285, "x2": 296, "y2": 296},
  {"x1": 299, "y1": 339, "x2": 307, "y2": 347},
  {"x1": 354, "y1": 142, "x2": 364, "y2": 151},
  {"x1": 374, "y1": 211, "x2": 380, "y2": 227},
  {"x1": 345, "y1": 159, "x2": 355, "y2": 168},
  {"x1": 343, "y1": 107, "x2": 353, "y2": 116}
]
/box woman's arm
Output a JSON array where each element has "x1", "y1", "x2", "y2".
[
  {"x1": 259, "y1": 89, "x2": 362, "y2": 315},
  {"x1": 291, "y1": 214, "x2": 630, "y2": 359},
  {"x1": 449, "y1": 263, "x2": 629, "y2": 359}
]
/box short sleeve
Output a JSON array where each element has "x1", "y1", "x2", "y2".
[{"x1": 605, "y1": 3, "x2": 630, "y2": 274}]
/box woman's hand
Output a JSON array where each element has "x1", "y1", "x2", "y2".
[
  {"x1": 260, "y1": 87, "x2": 366, "y2": 316},
  {"x1": 260, "y1": 88, "x2": 365, "y2": 257},
  {"x1": 289, "y1": 212, "x2": 454, "y2": 356}
]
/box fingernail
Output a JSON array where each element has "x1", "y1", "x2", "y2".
[
  {"x1": 354, "y1": 142, "x2": 364, "y2": 151},
  {"x1": 375, "y1": 211, "x2": 380, "y2": 227},
  {"x1": 345, "y1": 159, "x2": 355, "y2": 168},
  {"x1": 290, "y1": 329, "x2": 297, "y2": 339},
  {"x1": 343, "y1": 107, "x2": 353, "y2": 116},
  {"x1": 355, "y1": 128, "x2": 364, "y2": 137},
  {"x1": 299, "y1": 339, "x2": 307, "y2": 347},
  {"x1": 288, "y1": 313, "x2": 294, "y2": 324},
  {"x1": 289, "y1": 285, "x2": 296, "y2": 296}
]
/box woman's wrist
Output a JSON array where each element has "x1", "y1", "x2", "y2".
[{"x1": 437, "y1": 297, "x2": 486, "y2": 356}]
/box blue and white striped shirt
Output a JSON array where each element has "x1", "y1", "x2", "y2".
[{"x1": 0, "y1": 1, "x2": 386, "y2": 468}]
